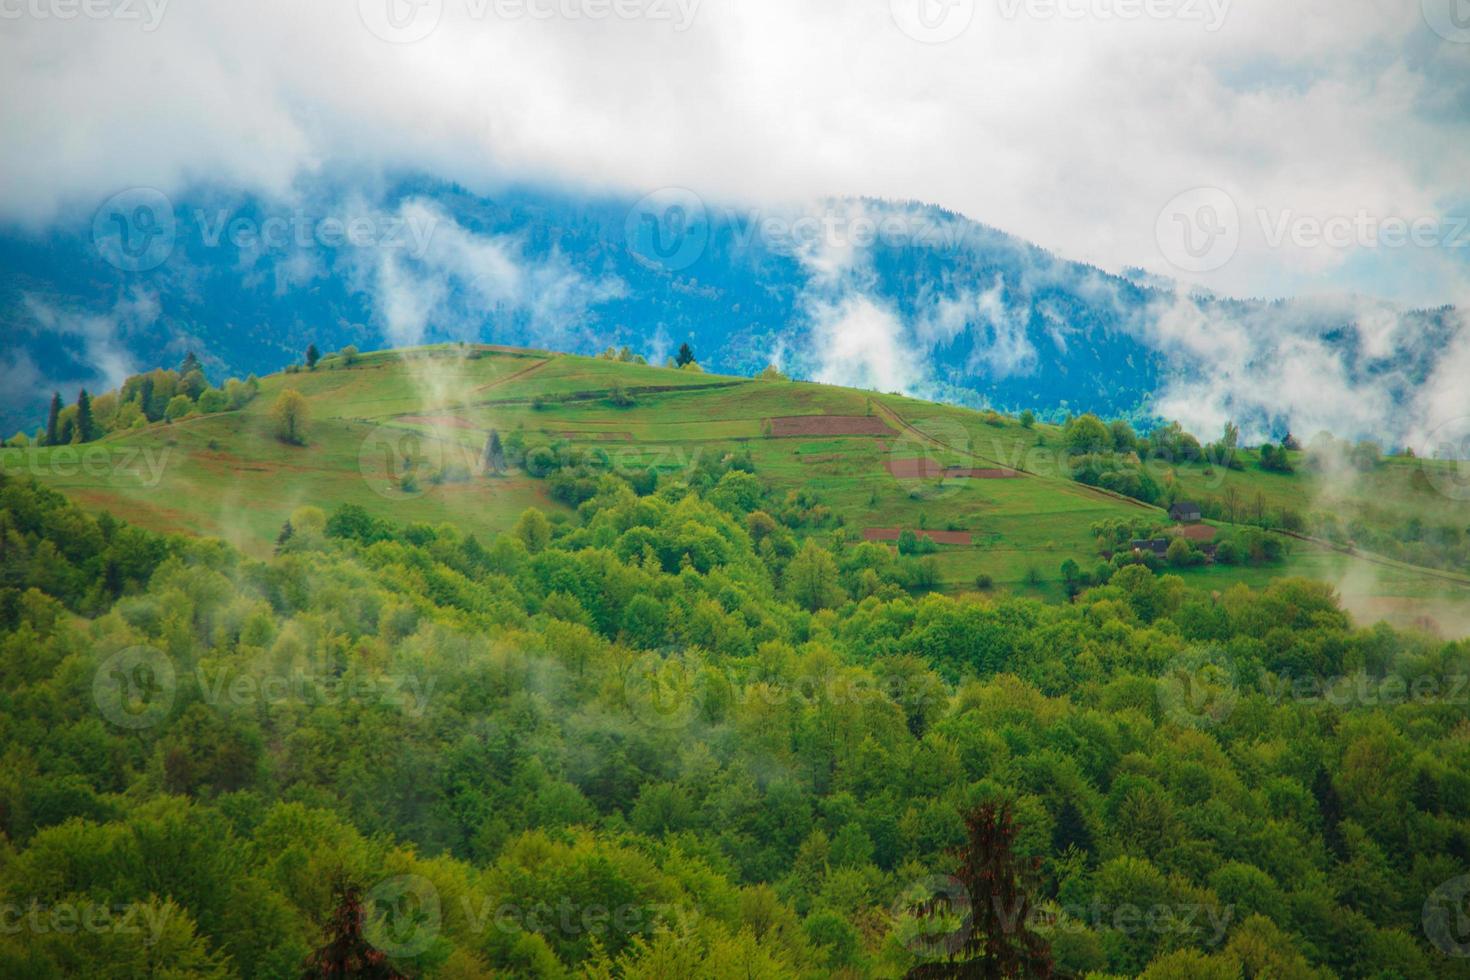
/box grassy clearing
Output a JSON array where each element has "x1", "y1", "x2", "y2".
[{"x1": 5, "y1": 345, "x2": 1467, "y2": 627}]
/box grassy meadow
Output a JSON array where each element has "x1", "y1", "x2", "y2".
[{"x1": 4, "y1": 344, "x2": 1467, "y2": 629}]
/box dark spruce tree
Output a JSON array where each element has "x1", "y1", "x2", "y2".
[
  {"x1": 1050, "y1": 797, "x2": 1093, "y2": 858},
  {"x1": 75, "y1": 389, "x2": 97, "y2": 443},
  {"x1": 302, "y1": 881, "x2": 407, "y2": 980},
  {"x1": 306, "y1": 343, "x2": 321, "y2": 370},
  {"x1": 138, "y1": 375, "x2": 163, "y2": 422},
  {"x1": 483, "y1": 429, "x2": 505, "y2": 475},
  {"x1": 676, "y1": 342, "x2": 695, "y2": 367},
  {"x1": 276, "y1": 519, "x2": 294, "y2": 554},
  {"x1": 1312, "y1": 766, "x2": 1347, "y2": 861},
  {"x1": 44, "y1": 392, "x2": 61, "y2": 446},
  {"x1": 906, "y1": 801, "x2": 1053, "y2": 979}
]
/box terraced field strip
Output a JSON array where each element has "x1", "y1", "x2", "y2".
[
  {"x1": 554, "y1": 430, "x2": 635, "y2": 442},
  {"x1": 395, "y1": 415, "x2": 484, "y2": 431},
  {"x1": 863, "y1": 528, "x2": 974, "y2": 545},
  {"x1": 884, "y1": 458, "x2": 1019, "y2": 478},
  {"x1": 475, "y1": 379, "x2": 749, "y2": 406}
]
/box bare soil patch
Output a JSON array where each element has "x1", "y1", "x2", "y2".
[
  {"x1": 885, "y1": 458, "x2": 945, "y2": 478},
  {"x1": 768, "y1": 415, "x2": 894, "y2": 437},
  {"x1": 1174, "y1": 524, "x2": 1217, "y2": 541}
]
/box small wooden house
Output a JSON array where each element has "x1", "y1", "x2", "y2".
[{"x1": 1168, "y1": 501, "x2": 1202, "y2": 523}]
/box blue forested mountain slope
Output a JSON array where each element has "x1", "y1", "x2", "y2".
[{"x1": 1, "y1": 177, "x2": 1458, "y2": 438}]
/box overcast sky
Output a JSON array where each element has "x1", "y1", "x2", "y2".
[{"x1": 2, "y1": 0, "x2": 1468, "y2": 307}]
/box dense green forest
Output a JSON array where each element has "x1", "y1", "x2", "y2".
[{"x1": 2, "y1": 459, "x2": 1469, "y2": 977}]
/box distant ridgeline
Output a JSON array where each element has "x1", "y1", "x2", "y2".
[{"x1": 2, "y1": 177, "x2": 1458, "y2": 434}]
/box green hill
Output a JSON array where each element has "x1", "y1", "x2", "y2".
[{"x1": 4, "y1": 344, "x2": 1467, "y2": 632}]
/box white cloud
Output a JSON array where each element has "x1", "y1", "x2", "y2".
[
  {"x1": 360, "y1": 197, "x2": 624, "y2": 348},
  {"x1": 0, "y1": 0, "x2": 1466, "y2": 308},
  {"x1": 1, "y1": 291, "x2": 155, "y2": 422},
  {"x1": 1140, "y1": 289, "x2": 1464, "y2": 445},
  {"x1": 805, "y1": 293, "x2": 926, "y2": 394}
]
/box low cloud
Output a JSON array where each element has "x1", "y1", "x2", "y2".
[
  {"x1": 360, "y1": 197, "x2": 624, "y2": 350},
  {"x1": 4, "y1": 291, "x2": 156, "y2": 422},
  {"x1": 2, "y1": 1, "x2": 1466, "y2": 308},
  {"x1": 804, "y1": 292, "x2": 926, "y2": 395},
  {"x1": 1140, "y1": 290, "x2": 1463, "y2": 447}
]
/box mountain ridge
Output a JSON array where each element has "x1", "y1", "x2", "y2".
[{"x1": 2, "y1": 178, "x2": 1462, "y2": 446}]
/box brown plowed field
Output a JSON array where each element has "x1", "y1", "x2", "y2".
[{"x1": 767, "y1": 415, "x2": 894, "y2": 437}]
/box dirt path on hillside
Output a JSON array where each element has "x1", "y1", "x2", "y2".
[
  {"x1": 470, "y1": 357, "x2": 554, "y2": 394},
  {"x1": 1277, "y1": 530, "x2": 1470, "y2": 588}
]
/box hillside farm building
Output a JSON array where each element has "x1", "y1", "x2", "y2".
[{"x1": 1169, "y1": 501, "x2": 1203, "y2": 523}]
